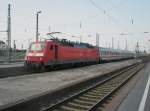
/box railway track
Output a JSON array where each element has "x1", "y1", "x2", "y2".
[
  {"x1": 43, "y1": 63, "x2": 144, "y2": 111},
  {"x1": 0, "y1": 61, "x2": 145, "y2": 111}
]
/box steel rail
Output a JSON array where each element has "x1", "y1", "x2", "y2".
[
  {"x1": 43, "y1": 63, "x2": 144, "y2": 111},
  {"x1": 89, "y1": 64, "x2": 144, "y2": 111},
  {"x1": 0, "y1": 62, "x2": 144, "y2": 111}
]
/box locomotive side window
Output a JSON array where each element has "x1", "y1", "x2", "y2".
[{"x1": 50, "y1": 45, "x2": 53, "y2": 50}]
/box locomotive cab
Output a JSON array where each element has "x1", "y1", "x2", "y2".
[
  {"x1": 24, "y1": 41, "x2": 46, "y2": 69},
  {"x1": 24, "y1": 40, "x2": 59, "y2": 69},
  {"x1": 25, "y1": 42, "x2": 45, "y2": 60}
]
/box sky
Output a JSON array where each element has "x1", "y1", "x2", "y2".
[{"x1": 0, "y1": 0, "x2": 150, "y2": 52}]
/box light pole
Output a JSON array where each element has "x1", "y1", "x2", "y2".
[
  {"x1": 120, "y1": 33, "x2": 128, "y2": 50},
  {"x1": 36, "y1": 11, "x2": 41, "y2": 42},
  {"x1": 96, "y1": 33, "x2": 99, "y2": 47},
  {"x1": 144, "y1": 32, "x2": 149, "y2": 34},
  {"x1": 80, "y1": 22, "x2": 82, "y2": 43}
]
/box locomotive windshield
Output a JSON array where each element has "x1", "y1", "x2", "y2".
[{"x1": 29, "y1": 42, "x2": 44, "y2": 51}]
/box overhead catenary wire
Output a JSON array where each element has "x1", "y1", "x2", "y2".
[
  {"x1": 88, "y1": 0, "x2": 129, "y2": 32},
  {"x1": 106, "y1": 0, "x2": 125, "y2": 12}
]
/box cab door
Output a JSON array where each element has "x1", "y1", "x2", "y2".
[
  {"x1": 49, "y1": 44, "x2": 58, "y2": 62},
  {"x1": 54, "y1": 45, "x2": 58, "y2": 60}
]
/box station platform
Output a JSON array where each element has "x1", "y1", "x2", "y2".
[
  {"x1": 0, "y1": 59, "x2": 139, "y2": 107},
  {"x1": 0, "y1": 57, "x2": 23, "y2": 63},
  {"x1": 117, "y1": 62, "x2": 150, "y2": 111},
  {"x1": 0, "y1": 62, "x2": 23, "y2": 68},
  {"x1": 0, "y1": 56, "x2": 23, "y2": 67}
]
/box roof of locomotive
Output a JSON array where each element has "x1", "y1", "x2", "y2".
[
  {"x1": 45, "y1": 32, "x2": 96, "y2": 48},
  {"x1": 31, "y1": 39, "x2": 96, "y2": 49},
  {"x1": 50, "y1": 38, "x2": 96, "y2": 48}
]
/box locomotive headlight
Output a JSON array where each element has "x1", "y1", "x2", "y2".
[
  {"x1": 28, "y1": 53, "x2": 33, "y2": 56},
  {"x1": 40, "y1": 57, "x2": 43, "y2": 61}
]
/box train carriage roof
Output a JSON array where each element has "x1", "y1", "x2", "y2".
[{"x1": 99, "y1": 47, "x2": 134, "y2": 54}]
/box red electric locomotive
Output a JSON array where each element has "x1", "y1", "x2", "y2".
[{"x1": 24, "y1": 33, "x2": 99, "y2": 70}]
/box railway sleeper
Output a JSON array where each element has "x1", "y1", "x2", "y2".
[
  {"x1": 82, "y1": 94, "x2": 101, "y2": 99},
  {"x1": 97, "y1": 86, "x2": 116, "y2": 90},
  {"x1": 98, "y1": 84, "x2": 114, "y2": 87},
  {"x1": 105, "y1": 80, "x2": 124, "y2": 85},
  {"x1": 59, "y1": 105, "x2": 82, "y2": 111},
  {"x1": 95, "y1": 107, "x2": 104, "y2": 111},
  {"x1": 98, "y1": 81, "x2": 122, "y2": 90},
  {"x1": 99, "y1": 84, "x2": 116, "y2": 87},
  {"x1": 96, "y1": 87, "x2": 112, "y2": 90},
  {"x1": 73, "y1": 99, "x2": 94, "y2": 106},
  {"x1": 94, "y1": 89, "x2": 112, "y2": 93},
  {"x1": 66, "y1": 101, "x2": 90, "y2": 110},
  {"x1": 78, "y1": 96, "x2": 99, "y2": 103},
  {"x1": 51, "y1": 110, "x2": 61, "y2": 111},
  {"x1": 95, "y1": 103, "x2": 108, "y2": 111},
  {"x1": 105, "y1": 81, "x2": 121, "y2": 85},
  {"x1": 91, "y1": 90, "x2": 109, "y2": 95},
  {"x1": 87, "y1": 91, "x2": 107, "y2": 96},
  {"x1": 85, "y1": 92, "x2": 105, "y2": 97},
  {"x1": 100, "y1": 86, "x2": 117, "y2": 89}
]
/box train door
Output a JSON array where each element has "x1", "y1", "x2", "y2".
[{"x1": 54, "y1": 45, "x2": 58, "y2": 60}]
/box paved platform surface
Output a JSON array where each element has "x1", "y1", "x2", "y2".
[
  {"x1": 117, "y1": 62, "x2": 150, "y2": 111},
  {"x1": 0, "y1": 59, "x2": 139, "y2": 107},
  {"x1": 0, "y1": 62, "x2": 23, "y2": 68}
]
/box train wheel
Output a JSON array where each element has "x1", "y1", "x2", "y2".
[
  {"x1": 40, "y1": 64, "x2": 46, "y2": 72},
  {"x1": 24, "y1": 61, "x2": 31, "y2": 71}
]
